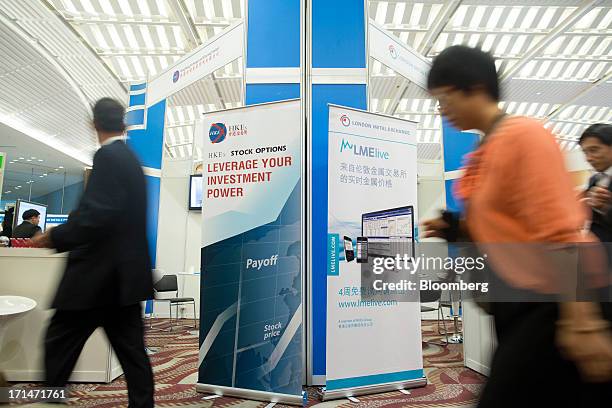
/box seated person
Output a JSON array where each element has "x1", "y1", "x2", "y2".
[{"x1": 12, "y1": 209, "x2": 42, "y2": 238}]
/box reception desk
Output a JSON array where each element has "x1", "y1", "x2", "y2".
[{"x1": 0, "y1": 248, "x2": 122, "y2": 382}]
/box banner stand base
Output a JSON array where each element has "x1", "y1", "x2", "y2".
[
  {"x1": 318, "y1": 377, "x2": 427, "y2": 401},
  {"x1": 196, "y1": 383, "x2": 303, "y2": 406}
]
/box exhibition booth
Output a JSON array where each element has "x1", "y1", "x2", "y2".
[
  {"x1": 114, "y1": 0, "x2": 442, "y2": 404},
  {"x1": 0, "y1": 0, "x2": 491, "y2": 405}
]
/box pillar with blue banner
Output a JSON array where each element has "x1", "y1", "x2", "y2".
[
  {"x1": 309, "y1": 0, "x2": 368, "y2": 386},
  {"x1": 126, "y1": 82, "x2": 166, "y2": 314}
]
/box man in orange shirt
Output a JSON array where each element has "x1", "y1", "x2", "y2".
[{"x1": 423, "y1": 45, "x2": 612, "y2": 407}]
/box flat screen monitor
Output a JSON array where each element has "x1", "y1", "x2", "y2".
[
  {"x1": 13, "y1": 199, "x2": 48, "y2": 233},
  {"x1": 362, "y1": 206, "x2": 414, "y2": 258},
  {"x1": 189, "y1": 174, "x2": 203, "y2": 210}
]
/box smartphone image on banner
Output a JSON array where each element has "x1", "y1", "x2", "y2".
[
  {"x1": 356, "y1": 237, "x2": 368, "y2": 263},
  {"x1": 344, "y1": 236, "x2": 355, "y2": 262}
]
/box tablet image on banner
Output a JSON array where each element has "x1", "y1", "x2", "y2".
[
  {"x1": 325, "y1": 105, "x2": 425, "y2": 398},
  {"x1": 197, "y1": 99, "x2": 302, "y2": 404}
]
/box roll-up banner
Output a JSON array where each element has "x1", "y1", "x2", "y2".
[
  {"x1": 0, "y1": 152, "x2": 5, "y2": 202},
  {"x1": 197, "y1": 99, "x2": 303, "y2": 405},
  {"x1": 324, "y1": 105, "x2": 426, "y2": 400}
]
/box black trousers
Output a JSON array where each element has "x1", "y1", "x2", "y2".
[
  {"x1": 45, "y1": 303, "x2": 154, "y2": 408},
  {"x1": 477, "y1": 302, "x2": 612, "y2": 408}
]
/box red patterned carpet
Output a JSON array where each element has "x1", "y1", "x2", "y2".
[{"x1": 16, "y1": 319, "x2": 486, "y2": 407}]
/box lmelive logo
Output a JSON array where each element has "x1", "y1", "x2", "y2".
[
  {"x1": 172, "y1": 70, "x2": 180, "y2": 83},
  {"x1": 209, "y1": 123, "x2": 227, "y2": 144},
  {"x1": 389, "y1": 44, "x2": 398, "y2": 59},
  {"x1": 340, "y1": 139, "x2": 390, "y2": 160},
  {"x1": 340, "y1": 114, "x2": 351, "y2": 127}
]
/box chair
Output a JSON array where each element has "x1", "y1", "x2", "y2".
[
  {"x1": 438, "y1": 289, "x2": 463, "y2": 344},
  {"x1": 151, "y1": 274, "x2": 197, "y2": 330},
  {"x1": 420, "y1": 289, "x2": 449, "y2": 344}
]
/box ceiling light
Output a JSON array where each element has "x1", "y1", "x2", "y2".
[
  {"x1": 38, "y1": 159, "x2": 43, "y2": 162},
  {"x1": 31, "y1": 157, "x2": 36, "y2": 159},
  {"x1": 54, "y1": 168, "x2": 59, "y2": 171},
  {"x1": 39, "y1": 175, "x2": 44, "y2": 178},
  {"x1": 19, "y1": 157, "x2": 24, "y2": 160},
  {"x1": 59, "y1": 166, "x2": 64, "y2": 169},
  {"x1": 5, "y1": 191, "x2": 10, "y2": 194},
  {"x1": 43, "y1": 173, "x2": 48, "y2": 176},
  {"x1": 26, "y1": 159, "x2": 32, "y2": 162}
]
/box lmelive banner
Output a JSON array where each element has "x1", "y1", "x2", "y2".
[
  {"x1": 326, "y1": 105, "x2": 425, "y2": 396},
  {"x1": 197, "y1": 100, "x2": 302, "y2": 403}
]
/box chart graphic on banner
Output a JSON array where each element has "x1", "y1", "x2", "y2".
[
  {"x1": 325, "y1": 105, "x2": 425, "y2": 397},
  {"x1": 197, "y1": 99, "x2": 303, "y2": 404}
]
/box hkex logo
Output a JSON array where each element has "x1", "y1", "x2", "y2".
[
  {"x1": 172, "y1": 70, "x2": 180, "y2": 83},
  {"x1": 209, "y1": 123, "x2": 227, "y2": 144},
  {"x1": 340, "y1": 139, "x2": 390, "y2": 160}
]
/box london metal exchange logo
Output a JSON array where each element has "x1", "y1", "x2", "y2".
[
  {"x1": 209, "y1": 123, "x2": 227, "y2": 144},
  {"x1": 172, "y1": 70, "x2": 180, "y2": 83},
  {"x1": 389, "y1": 44, "x2": 398, "y2": 59},
  {"x1": 340, "y1": 114, "x2": 351, "y2": 127}
]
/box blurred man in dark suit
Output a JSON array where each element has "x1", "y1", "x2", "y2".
[
  {"x1": 579, "y1": 124, "x2": 612, "y2": 242},
  {"x1": 33, "y1": 98, "x2": 154, "y2": 408},
  {"x1": 12, "y1": 209, "x2": 42, "y2": 238}
]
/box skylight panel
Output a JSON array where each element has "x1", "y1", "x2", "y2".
[
  {"x1": 98, "y1": 0, "x2": 116, "y2": 16},
  {"x1": 592, "y1": 37, "x2": 610, "y2": 56},
  {"x1": 203, "y1": 0, "x2": 215, "y2": 19},
  {"x1": 398, "y1": 99, "x2": 408, "y2": 112},
  {"x1": 139, "y1": 26, "x2": 155, "y2": 49},
  {"x1": 118, "y1": 1, "x2": 133, "y2": 17},
  {"x1": 510, "y1": 35, "x2": 527, "y2": 56},
  {"x1": 494, "y1": 34, "x2": 511, "y2": 55},
  {"x1": 453, "y1": 33, "x2": 465, "y2": 46},
  {"x1": 123, "y1": 25, "x2": 140, "y2": 49},
  {"x1": 520, "y1": 7, "x2": 540, "y2": 30},
  {"x1": 156, "y1": 0, "x2": 169, "y2": 17},
  {"x1": 536, "y1": 60, "x2": 551, "y2": 78},
  {"x1": 597, "y1": 9, "x2": 612, "y2": 30},
  {"x1": 137, "y1": 0, "x2": 152, "y2": 18},
  {"x1": 130, "y1": 56, "x2": 145, "y2": 77},
  {"x1": 564, "y1": 36, "x2": 582, "y2": 55},
  {"x1": 157, "y1": 55, "x2": 169, "y2": 69},
  {"x1": 144, "y1": 56, "x2": 157, "y2": 76},
  {"x1": 392, "y1": 2, "x2": 406, "y2": 25},
  {"x1": 537, "y1": 7, "x2": 557, "y2": 30},
  {"x1": 186, "y1": 105, "x2": 196, "y2": 121},
  {"x1": 575, "y1": 8, "x2": 600, "y2": 30},
  {"x1": 469, "y1": 5, "x2": 487, "y2": 29},
  {"x1": 428, "y1": 4, "x2": 442, "y2": 26},
  {"x1": 434, "y1": 33, "x2": 449, "y2": 53},
  {"x1": 486, "y1": 7, "x2": 504, "y2": 29},
  {"x1": 80, "y1": 0, "x2": 97, "y2": 15},
  {"x1": 222, "y1": 0, "x2": 234, "y2": 19},
  {"x1": 116, "y1": 56, "x2": 132, "y2": 78},
  {"x1": 63, "y1": 0, "x2": 79, "y2": 15},
  {"x1": 410, "y1": 3, "x2": 423, "y2": 27},
  {"x1": 452, "y1": 5, "x2": 468, "y2": 28},
  {"x1": 549, "y1": 61, "x2": 566, "y2": 79},
  {"x1": 526, "y1": 103, "x2": 539, "y2": 117},
  {"x1": 156, "y1": 26, "x2": 170, "y2": 50},
  {"x1": 91, "y1": 25, "x2": 110, "y2": 49},
  {"x1": 468, "y1": 34, "x2": 480, "y2": 48},
  {"x1": 481, "y1": 34, "x2": 496, "y2": 52},
  {"x1": 172, "y1": 26, "x2": 185, "y2": 49},
  {"x1": 503, "y1": 7, "x2": 522, "y2": 29},
  {"x1": 375, "y1": 2, "x2": 388, "y2": 24},
  {"x1": 107, "y1": 25, "x2": 125, "y2": 49},
  {"x1": 562, "y1": 61, "x2": 580, "y2": 79},
  {"x1": 578, "y1": 36, "x2": 597, "y2": 56}
]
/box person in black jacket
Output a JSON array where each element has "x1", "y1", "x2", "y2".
[
  {"x1": 579, "y1": 124, "x2": 612, "y2": 242},
  {"x1": 0, "y1": 206, "x2": 14, "y2": 238},
  {"x1": 12, "y1": 209, "x2": 42, "y2": 238},
  {"x1": 33, "y1": 98, "x2": 154, "y2": 408}
]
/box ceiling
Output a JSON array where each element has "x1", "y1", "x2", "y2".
[
  {"x1": 0, "y1": 122, "x2": 86, "y2": 201},
  {"x1": 0, "y1": 0, "x2": 610, "y2": 164}
]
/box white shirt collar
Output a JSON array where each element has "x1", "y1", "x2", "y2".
[{"x1": 101, "y1": 136, "x2": 126, "y2": 146}]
